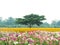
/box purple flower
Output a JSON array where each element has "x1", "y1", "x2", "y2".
[{"x1": 27, "y1": 38, "x2": 34, "y2": 44}]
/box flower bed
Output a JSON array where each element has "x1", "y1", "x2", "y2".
[
  {"x1": 0, "y1": 28, "x2": 60, "y2": 32},
  {"x1": 0, "y1": 30, "x2": 60, "y2": 45}
]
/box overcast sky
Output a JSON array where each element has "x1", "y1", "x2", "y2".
[{"x1": 0, "y1": 0, "x2": 60, "y2": 23}]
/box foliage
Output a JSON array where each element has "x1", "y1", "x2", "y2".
[{"x1": 16, "y1": 14, "x2": 46, "y2": 28}]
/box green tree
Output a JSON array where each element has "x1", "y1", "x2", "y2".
[
  {"x1": 16, "y1": 14, "x2": 46, "y2": 28},
  {"x1": 55, "y1": 21, "x2": 60, "y2": 28},
  {"x1": 5, "y1": 17, "x2": 15, "y2": 25},
  {"x1": 40, "y1": 22, "x2": 50, "y2": 28},
  {"x1": 51, "y1": 21, "x2": 57, "y2": 28}
]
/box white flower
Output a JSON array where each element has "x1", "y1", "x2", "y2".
[
  {"x1": 18, "y1": 35, "x2": 21, "y2": 37},
  {"x1": 50, "y1": 36, "x2": 54, "y2": 40},
  {"x1": 55, "y1": 32, "x2": 60, "y2": 37},
  {"x1": 55, "y1": 39, "x2": 58, "y2": 42},
  {"x1": 13, "y1": 41, "x2": 18, "y2": 45},
  {"x1": 47, "y1": 38, "x2": 50, "y2": 41},
  {"x1": 57, "y1": 34, "x2": 60, "y2": 37},
  {"x1": 35, "y1": 33, "x2": 38, "y2": 36},
  {"x1": 28, "y1": 44, "x2": 31, "y2": 45}
]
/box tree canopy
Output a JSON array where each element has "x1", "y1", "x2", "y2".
[{"x1": 16, "y1": 14, "x2": 46, "y2": 28}]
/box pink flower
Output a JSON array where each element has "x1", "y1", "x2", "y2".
[
  {"x1": 22, "y1": 36, "x2": 27, "y2": 40},
  {"x1": 28, "y1": 31, "x2": 34, "y2": 35},
  {"x1": 58, "y1": 37, "x2": 60, "y2": 40},
  {"x1": 10, "y1": 37, "x2": 17, "y2": 41},
  {"x1": 9, "y1": 33, "x2": 14, "y2": 37},
  {"x1": 37, "y1": 35, "x2": 42, "y2": 39},
  {"x1": 27, "y1": 38, "x2": 34, "y2": 44},
  {"x1": 0, "y1": 37, "x2": 7, "y2": 41}
]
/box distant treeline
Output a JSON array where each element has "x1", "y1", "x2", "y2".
[{"x1": 0, "y1": 17, "x2": 60, "y2": 28}]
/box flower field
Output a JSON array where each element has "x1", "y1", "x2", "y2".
[
  {"x1": 0, "y1": 30, "x2": 60, "y2": 45},
  {"x1": 0, "y1": 28, "x2": 60, "y2": 32}
]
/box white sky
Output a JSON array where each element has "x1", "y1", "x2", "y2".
[{"x1": 0, "y1": 0, "x2": 60, "y2": 23}]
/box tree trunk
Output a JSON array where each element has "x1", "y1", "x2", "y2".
[{"x1": 29, "y1": 24, "x2": 32, "y2": 28}]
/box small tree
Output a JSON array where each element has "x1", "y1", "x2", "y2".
[
  {"x1": 16, "y1": 14, "x2": 46, "y2": 28},
  {"x1": 51, "y1": 21, "x2": 57, "y2": 28}
]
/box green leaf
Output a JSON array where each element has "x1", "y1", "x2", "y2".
[{"x1": 42, "y1": 41, "x2": 48, "y2": 45}]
